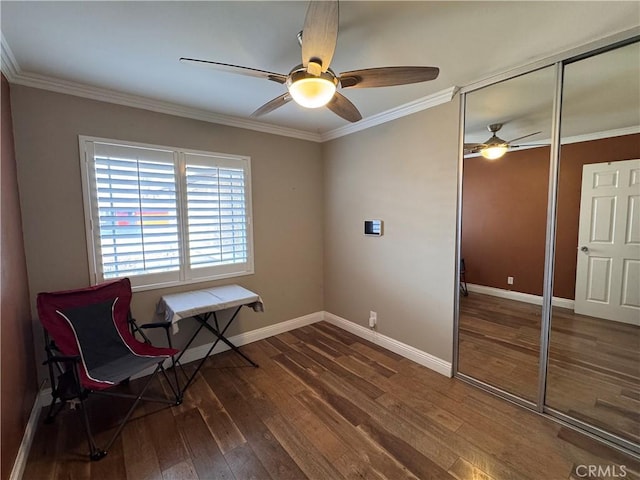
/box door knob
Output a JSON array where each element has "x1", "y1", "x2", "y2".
[{"x1": 579, "y1": 246, "x2": 589, "y2": 253}]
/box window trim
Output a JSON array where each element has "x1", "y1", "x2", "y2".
[{"x1": 79, "y1": 135, "x2": 254, "y2": 292}]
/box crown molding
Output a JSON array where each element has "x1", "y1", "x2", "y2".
[
  {"x1": 464, "y1": 125, "x2": 640, "y2": 158},
  {"x1": 0, "y1": 33, "x2": 322, "y2": 142},
  {"x1": 0, "y1": 33, "x2": 20, "y2": 81},
  {"x1": 2, "y1": 33, "x2": 457, "y2": 143},
  {"x1": 8, "y1": 70, "x2": 325, "y2": 142},
  {"x1": 320, "y1": 86, "x2": 459, "y2": 142},
  {"x1": 561, "y1": 125, "x2": 640, "y2": 145}
]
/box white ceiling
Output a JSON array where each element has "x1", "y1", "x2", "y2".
[
  {"x1": 2, "y1": 1, "x2": 639, "y2": 139},
  {"x1": 464, "y1": 41, "x2": 640, "y2": 147}
]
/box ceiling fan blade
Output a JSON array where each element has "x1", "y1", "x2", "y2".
[
  {"x1": 326, "y1": 93, "x2": 362, "y2": 122},
  {"x1": 510, "y1": 143, "x2": 549, "y2": 148},
  {"x1": 250, "y1": 93, "x2": 292, "y2": 118},
  {"x1": 339, "y1": 66, "x2": 439, "y2": 88},
  {"x1": 180, "y1": 57, "x2": 287, "y2": 84},
  {"x1": 301, "y1": 0, "x2": 339, "y2": 74},
  {"x1": 464, "y1": 143, "x2": 484, "y2": 149},
  {"x1": 506, "y1": 131, "x2": 542, "y2": 144}
]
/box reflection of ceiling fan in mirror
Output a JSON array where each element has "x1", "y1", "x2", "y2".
[
  {"x1": 464, "y1": 123, "x2": 543, "y2": 159},
  {"x1": 180, "y1": 1, "x2": 439, "y2": 123}
]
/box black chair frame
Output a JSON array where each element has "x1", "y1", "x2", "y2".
[
  {"x1": 43, "y1": 314, "x2": 181, "y2": 461},
  {"x1": 460, "y1": 258, "x2": 469, "y2": 297}
]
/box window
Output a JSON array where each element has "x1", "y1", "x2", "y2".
[{"x1": 79, "y1": 136, "x2": 253, "y2": 290}]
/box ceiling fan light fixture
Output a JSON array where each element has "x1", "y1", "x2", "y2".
[
  {"x1": 181, "y1": 2, "x2": 440, "y2": 122},
  {"x1": 480, "y1": 130, "x2": 509, "y2": 160},
  {"x1": 481, "y1": 144, "x2": 508, "y2": 160},
  {"x1": 287, "y1": 68, "x2": 337, "y2": 109}
]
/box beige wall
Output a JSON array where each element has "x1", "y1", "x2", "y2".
[
  {"x1": 10, "y1": 82, "x2": 460, "y2": 381},
  {"x1": 323, "y1": 98, "x2": 460, "y2": 363},
  {"x1": 10, "y1": 85, "x2": 324, "y2": 380},
  {"x1": 1, "y1": 76, "x2": 37, "y2": 480}
]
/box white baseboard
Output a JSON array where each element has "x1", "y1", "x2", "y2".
[
  {"x1": 166, "y1": 310, "x2": 323, "y2": 368},
  {"x1": 38, "y1": 308, "x2": 452, "y2": 403},
  {"x1": 466, "y1": 283, "x2": 575, "y2": 310},
  {"x1": 39, "y1": 311, "x2": 324, "y2": 406},
  {"x1": 322, "y1": 311, "x2": 452, "y2": 378},
  {"x1": 27, "y1": 309, "x2": 451, "y2": 475},
  {"x1": 10, "y1": 383, "x2": 46, "y2": 480}
]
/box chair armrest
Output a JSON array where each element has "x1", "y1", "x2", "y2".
[
  {"x1": 140, "y1": 321, "x2": 172, "y2": 330},
  {"x1": 130, "y1": 317, "x2": 173, "y2": 348}
]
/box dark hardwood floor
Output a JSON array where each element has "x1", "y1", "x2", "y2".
[
  {"x1": 459, "y1": 292, "x2": 640, "y2": 446},
  {"x1": 458, "y1": 293, "x2": 541, "y2": 402},
  {"x1": 25, "y1": 321, "x2": 639, "y2": 479},
  {"x1": 548, "y1": 304, "x2": 640, "y2": 446}
]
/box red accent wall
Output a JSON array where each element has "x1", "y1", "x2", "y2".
[
  {"x1": 1, "y1": 74, "x2": 37, "y2": 480},
  {"x1": 461, "y1": 133, "x2": 640, "y2": 299},
  {"x1": 461, "y1": 145, "x2": 550, "y2": 296}
]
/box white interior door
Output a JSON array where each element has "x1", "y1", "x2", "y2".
[{"x1": 574, "y1": 159, "x2": 640, "y2": 325}]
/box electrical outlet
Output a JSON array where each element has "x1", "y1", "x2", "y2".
[
  {"x1": 507, "y1": 276, "x2": 514, "y2": 285},
  {"x1": 369, "y1": 311, "x2": 377, "y2": 328}
]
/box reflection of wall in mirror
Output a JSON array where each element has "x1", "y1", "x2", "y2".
[{"x1": 461, "y1": 133, "x2": 640, "y2": 299}]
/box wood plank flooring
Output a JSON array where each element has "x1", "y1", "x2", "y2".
[
  {"x1": 458, "y1": 294, "x2": 541, "y2": 402},
  {"x1": 547, "y1": 304, "x2": 640, "y2": 446},
  {"x1": 459, "y1": 292, "x2": 640, "y2": 446},
  {"x1": 25, "y1": 321, "x2": 639, "y2": 480}
]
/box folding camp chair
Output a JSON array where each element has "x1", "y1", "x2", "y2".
[
  {"x1": 460, "y1": 258, "x2": 468, "y2": 297},
  {"x1": 37, "y1": 278, "x2": 180, "y2": 460}
]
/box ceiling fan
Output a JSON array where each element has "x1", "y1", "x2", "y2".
[
  {"x1": 464, "y1": 123, "x2": 542, "y2": 160},
  {"x1": 180, "y1": 1, "x2": 439, "y2": 123}
]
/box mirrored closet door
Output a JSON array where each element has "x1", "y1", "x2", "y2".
[
  {"x1": 456, "y1": 37, "x2": 640, "y2": 454},
  {"x1": 547, "y1": 41, "x2": 640, "y2": 451},
  {"x1": 458, "y1": 66, "x2": 555, "y2": 403}
]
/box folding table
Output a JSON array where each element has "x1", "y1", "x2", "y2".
[{"x1": 156, "y1": 284, "x2": 264, "y2": 395}]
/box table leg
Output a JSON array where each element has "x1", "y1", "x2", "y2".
[
  {"x1": 178, "y1": 306, "x2": 258, "y2": 396},
  {"x1": 199, "y1": 309, "x2": 259, "y2": 368}
]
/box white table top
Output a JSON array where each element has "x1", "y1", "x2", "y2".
[{"x1": 156, "y1": 284, "x2": 264, "y2": 332}]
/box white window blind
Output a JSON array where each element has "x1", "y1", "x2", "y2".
[
  {"x1": 185, "y1": 157, "x2": 248, "y2": 271},
  {"x1": 80, "y1": 137, "x2": 253, "y2": 290}
]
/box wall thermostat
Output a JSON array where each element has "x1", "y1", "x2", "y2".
[{"x1": 364, "y1": 220, "x2": 383, "y2": 236}]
